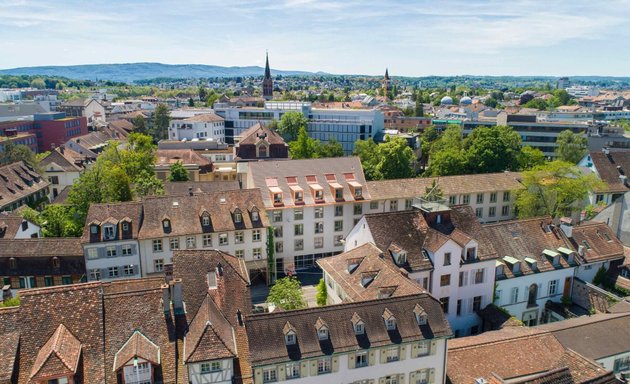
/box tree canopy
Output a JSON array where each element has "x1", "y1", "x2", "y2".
[
  {"x1": 168, "y1": 161, "x2": 189, "y2": 182},
  {"x1": 152, "y1": 104, "x2": 170, "y2": 141},
  {"x1": 354, "y1": 136, "x2": 415, "y2": 180},
  {"x1": 555, "y1": 130, "x2": 587, "y2": 164},
  {"x1": 266, "y1": 276, "x2": 306, "y2": 310},
  {"x1": 132, "y1": 115, "x2": 147, "y2": 135},
  {"x1": 277, "y1": 111, "x2": 307, "y2": 141}
]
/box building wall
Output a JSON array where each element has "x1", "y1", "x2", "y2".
[
  {"x1": 13, "y1": 220, "x2": 41, "y2": 239},
  {"x1": 598, "y1": 351, "x2": 630, "y2": 375},
  {"x1": 169, "y1": 119, "x2": 226, "y2": 142},
  {"x1": 575, "y1": 260, "x2": 610, "y2": 283},
  {"x1": 252, "y1": 338, "x2": 447, "y2": 384},
  {"x1": 83, "y1": 240, "x2": 141, "y2": 281},
  {"x1": 44, "y1": 168, "x2": 81, "y2": 200},
  {"x1": 37, "y1": 117, "x2": 88, "y2": 152},
  {"x1": 188, "y1": 359, "x2": 233, "y2": 384},
  {"x1": 495, "y1": 268, "x2": 575, "y2": 324}
]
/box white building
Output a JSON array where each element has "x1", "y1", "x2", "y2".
[
  {"x1": 246, "y1": 294, "x2": 452, "y2": 384},
  {"x1": 168, "y1": 113, "x2": 225, "y2": 142},
  {"x1": 244, "y1": 157, "x2": 371, "y2": 274},
  {"x1": 344, "y1": 201, "x2": 498, "y2": 337},
  {"x1": 0, "y1": 212, "x2": 41, "y2": 239},
  {"x1": 39, "y1": 145, "x2": 86, "y2": 200}
]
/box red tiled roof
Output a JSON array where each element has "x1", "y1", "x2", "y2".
[
  {"x1": 30, "y1": 324, "x2": 82, "y2": 380},
  {"x1": 113, "y1": 330, "x2": 160, "y2": 371}
]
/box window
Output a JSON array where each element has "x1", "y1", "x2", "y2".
[
  {"x1": 354, "y1": 322, "x2": 364, "y2": 335},
  {"x1": 489, "y1": 206, "x2": 496, "y2": 217},
  {"x1": 122, "y1": 222, "x2": 129, "y2": 232},
  {"x1": 123, "y1": 265, "x2": 134, "y2": 276},
  {"x1": 252, "y1": 210, "x2": 260, "y2": 221},
  {"x1": 385, "y1": 347, "x2": 399, "y2": 362},
  {"x1": 473, "y1": 296, "x2": 482, "y2": 312},
  {"x1": 449, "y1": 195, "x2": 457, "y2": 205},
  {"x1": 253, "y1": 248, "x2": 262, "y2": 259},
  {"x1": 354, "y1": 187, "x2": 363, "y2": 199},
  {"x1": 275, "y1": 242, "x2": 283, "y2": 253},
  {"x1": 354, "y1": 204, "x2": 362, "y2": 215},
  {"x1": 456, "y1": 299, "x2": 462, "y2": 316},
  {"x1": 334, "y1": 220, "x2": 343, "y2": 232},
  {"x1": 235, "y1": 231, "x2": 244, "y2": 243},
  {"x1": 61, "y1": 276, "x2": 72, "y2": 285},
  {"x1": 294, "y1": 209, "x2": 303, "y2": 220},
  {"x1": 317, "y1": 357, "x2": 331, "y2": 374},
  {"x1": 440, "y1": 297, "x2": 450, "y2": 314},
  {"x1": 90, "y1": 269, "x2": 101, "y2": 281},
  {"x1": 186, "y1": 236, "x2": 196, "y2": 248},
  {"x1": 294, "y1": 190, "x2": 303, "y2": 203},
  {"x1": 108, "y1": 267, "x2": 119, "y2": 278},
  {"x1": 273, "y1": 193, "x2": 283, "y2": 204},
  {"x1": 294, "y1": 239, "x2": 304, "y2": 251},
  {"x1": 315, "y1": 222, "x2": 324, "y2": 234},
  {"x1": 355, "y1": 351, "x2": 368, "y2": 368},
  {"x1": 389, "y1": 200, "x2": 398, "y2": 211},
  {"x1": 286, "y1": 362, "x2": 300, "y2": 378},
  {"x1": 314, "y1": 237, "x2": 324, "y2": 249},
  {"x1": 153, "y1": 239, "x2": 163, "y2": 252},
  {"x1": 314, "y1": 189, "x2": 324, "y2": 201},
  {"x1": 405, "y1": 199, "x2": 413, "y2": 209},
  {"x1": 103, "y1": 225, "x2": 115, "y2": 240},
  {"x1": 203, "y1": 234, "x2": 212, "y2": 247},
  {"x1": 122, "y1": 245, "x2": 132, "y2": 256},
  {"x1": 334, "y1": 235, "x2": 344, "y2": 246},
  {"x1": 548, "y1": 279, "x2": 558, "y2": 296},
  {"x1": 474, "y1": 268, "x2": 484, "y2": 284},
  {"x1": 490, "y1": 192, "x2": 497, "y2": 203},
  {"x1": 414, "y1": 369, "x2": 430, "y2": 384},
  {"x1": 200, "y1": 362, "x2": 219, "y2": 374},
  {"x1": 370, "y1": 201, "x2": 379, "y2": 210},
  {"x1": 235, "y1": 249, "x2": 245, "y2": 258},
  {"x1": 263, "y1": 367, "x2": 277, "y2": 382},
  {"x1": 272, "y1": 210, "x2": 283, "y2": 222},
  {"x1": 386, "y1": 318, "x2": 396, "y2": 330},
  {"x1": 285, "y1": 332, "x2": 296, "y2": 345},
  {"x1": 219, "y1": 233, "x2": 228, "y2": 246},
  {"x1": 334, "y1": 205, "x2": 344, "y2": 217},
  {"x1": 503, "y1": 191, "x2": 510, "y2": 202},
  {"x1": 106, "y1": 246, "x2": 117, "y2": 257},
  {"x1": 475, "y1": 207, "x2": 483, "y2": 218},
  {"x1": 440, "y1": 274, "x2": 451, "y2": 287},
  {"x1": 384, "y1": 376, "x2": 398, "y2": 384},
  {"x1": 462, "y1": 194, "x2": 470, "y2": 204},
  {"x1": 511, "y1": 287, "x2": 519, "y2": 304},
  {"x1": 44, "y1": 276, "x2": 54, "y2": 286},
  {"x1": 202, "y1": 215, "x2": 211, "y2": 226},
  {"x1": 476, "y1": 193, "x2": 484, "y2": 204},
  {"x1": 444, "y1": 252, "x2": 451, "y2": 266},
  {"x1": 335, "y1": 188, "x2": 343, "y2": 200},
  {"x1": 87, "y1": 248, "x2": 98, "y2": 260},
  {"x1": 495, "y1": 289, "x2": 502, "y2": 305},
  {"x1": 162, "y1": 219, "x2": 171, "y2": 231},
  {"x1": 154, "y1": 259, "x2": 164, "y2": 272},
  {"x1": 170, "y1": 237, "x2": 180, "y2": 250},
  {"x1": 273, "y1": 226, "x2": 283, "y2": 238},
  {"x1": 614, "y1": 356, "x2": 630, "y2": 373},
  {"x1": 501, "y1": 205, "x2": 510, "y2": 216},
  {"x1": 294, "y1": 224, "x2": 304, "y2": 236},
  {"x1": 416, "y1": 341, "x2": 430, "y2": 357},
  {"x1": 233, "y1": 210, "x2": 242, "y2": 223},
  {"x1": 318, "y1": 327, "x2": 329, "y2": 340}
]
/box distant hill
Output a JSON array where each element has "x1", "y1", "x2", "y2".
[{"x1": 0, "y1": 62, "x2": 321, "y2": 83}]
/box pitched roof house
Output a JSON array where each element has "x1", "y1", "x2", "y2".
[{"x1": 234, "y1": 123, "x2": 288, "y2": 160}]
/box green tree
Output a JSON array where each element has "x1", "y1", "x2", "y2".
[
  {"x1": 517, "y1": 146, "x2": 546, "y2": 170},
  {"x1": 206, "y1": 90, "x2": 219, "y2": 107},
  {"x1": 423, "y1": 179, "x2": 444, "y2": 202},
  {"x1": 515, "y1": 161, "x2": 604, "y2": 218},
  {"x1": 377, "y1": 136, "x2": 415, "y2": 179},
  {"x1": 316, "y1": 138, "x2": 344, "y2": 158},
  {"x1": 316, "y1": 278, "x2": 327, "y2": 306},
  {"x1": 415, "y1": 101, "x2": 424, "y2": 117},
  {"x1": 152, "y1": 103, "x2": 170, "y2": 141},
  {"x1": 132, "y1": 115, "x2": 147, "y2": 134},
  {"x1": 188, "y1": 97, "x2": 195, "y2": 107},
  {"x1": 278, "y1": 111, "x2": 308, "y2": 141},
  {"x1": 168, "y1": 161, "x2": 189, "y2": 182},
  {"x1": 40, "y1": 204, "x2": 81, "y2": 237},
  {"x1": 555, "y1": 130, "x2": 587, "y2": 164},
  {"x1": 0, "y1": 142, "x2": 41, "y2": 172},
  {"x1": 134, "y1": 170, "x2": 164, "y2": 197},
  {"x1": 266, "y1": 276, "x2": 306, "y2": 310},
  {"x1": 463, "y1": 125, "x2": 522, "y2": 173},
  {"x1": 484, "y1": 97, "x2": 498, "y2": 108},
  {"x1": 198, "y1": 87, "x2": 208, "y2": 101},
  {"x1": 30, "y1": 78, "x2": 46, "y2": 89},
  {"x1": 426, "y1": 148, "x2": 467, "y2": 176},
  {"x1": 353, "y1": 138, "x2": 381, "y2": 180},
  {"x1": 289, "y1": 127, "x2": 320, "y2": 159}
]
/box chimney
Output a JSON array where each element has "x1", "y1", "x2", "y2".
[
  {"x1": 188, "y1": 186, "x2": 193, "y2": 196},
  {"x1": 171, "y1": 278, "x2": 184, "y2": 314},
  {"x1": 578, "y1": 245, "x2": 585, "y2": 257},
  {"x1": 60, "y1": 145, "x2": 65, "y2": 155},
  {"x1": 161, "y1": 283, "x2": 171, "y2": 314}
]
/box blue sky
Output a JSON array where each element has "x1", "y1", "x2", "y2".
[{"x1": 1, "y1": 0, "x2": 629, "y2": 76}]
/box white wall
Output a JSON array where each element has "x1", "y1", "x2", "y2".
[
  {"x1": 169, "y1": 119, "x2": 226, "y2": 142},
  {"x1": 13, "y1": 219, "x2": 41, "y2": 239},
  {"x1": 598, "y1": 351, "x2": 630, "y2": 375},
  {"x1": 83, "y1": 240, "x2": 141, "y2": 281},
  {"x1": 575, "y1": 260, "x2": 610, "y2": 283},
  {"x1": 188, "y1": 359, "x2": 233, "y2": 384}
]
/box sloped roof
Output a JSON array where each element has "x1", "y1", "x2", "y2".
[
  {"x1": 40, "y1": 147, "x2": 83, "y2": 172},
  {"x1": 113, "y1": 330, "x2": 160, "y2": 371},
  {"x1": 30, "y1": 324, "x2": 82, "y2": 380},
  {"x1": 0, "y1": 161, "x2": 49, "y2": 209},
  {"x1": 237, "y1": 123, "x2": 287, "y2": 146},
  {"x1": 184, "y1": 295, "x2": 236, "y2": 363},
  {"x1": 163, "y1": 181, "x2": 240, "y2": 196},
  {"x1": 589, "y1": 151, "x2": 630, "y2": 193},
  {"x1": 568, "y1": 221, "x2": 625, "y2": 264},
  {"x1": 156, "y1": 149, "x2": 212, "y2": 167},
  {"x1": 81, "y1": 201, "x2": 143, "y2": 242},
  {"x1": 0, "y1": 238, "x2": 82, "y2": 258},
  {"x1": 183, "y1": 113, "x2": 224, "y2": 123},
  {"x1": 0, "y1": 331, "x2": 18, "y2": 383},
  {"x1": 0, "y1": 212, "x2": 36, "y2": 239}
]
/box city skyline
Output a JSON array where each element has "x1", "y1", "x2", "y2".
[{"x1": 1, "y1": 0, "x2": 630, "y2": 76}]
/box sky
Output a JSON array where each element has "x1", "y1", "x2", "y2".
[{"x1": 1, "y1": 0, "x2": 630, "y2": 76}]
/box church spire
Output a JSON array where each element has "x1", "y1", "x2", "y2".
[
  {"x1": 264, "y1": 51, "x2": 271, "y2": 80},
  {"x1": 263, "y1": 51, "x2": 273, "y2": 100}
]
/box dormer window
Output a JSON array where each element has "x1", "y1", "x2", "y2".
[
  {"x1": 295, "y1": 190, "x2": 303, "y2": 203},
  {"x1": 52, "y1": 257, "x2": 60, "y2": 268},
  {"x1": 90, "y1": 224, "x2": 98, "y2": 234},
  {"x1": 354, "y1": 187, "x2": 362, "y2": 198},
  {"x1": 272, "y1": 192, "x2": 283, "y2": 205},
  {"x1": 9, "y1": 257, "x2": 16, "y2": 269},
  {"x1": 285, "y1": 332, "x2": 296, "y2": 345},
  {"x1": 251, "y1": 208, "x2": 260, "y2": 222},
  {"x1": 496, "y1": 264, "x2": 505, "y2": 277},
  {"x1": 466, "y1": 247, "x2": 477, "y2": 261},
  {"x1": 283, "y1": 321, "x2": 297, "y2": 345},
  {"x1": 202, "y1": 214, "x2": 210, "y2": 226},
  {"x1": 361, "y1": 272, "x2": 377, "y2": 287},
  {"x1": 315, "y1": 317, "x2": 329, "y2": 340},
  {"x1": 413, "y1": 304, "x2": 428, "y2": 325},
  {"x1": 386, "y1": 319, "x2": 396, "y2": 330},
  {"x1": 382, "y1": 308, "x2": 396, "y2": 330},
  {"x1": 103, "y1": 225, "x2": 115, "y2": 240},
  {"x1": 351, "y1": 312, "x2": 365, "y2": 335},
  {"x1": 122, "y1": 222, "x2": 129, "y2": 232},
  {"x1": 314, "y1": 189, "x2": 323, "y2": 201},
  {"x1": 334, "y1": 187, "x2": 343, "y2": 201},
  {"x1": 233, "y1": 209, "x2": 242, "y2": 224},
  {"x1": 162, "y1": 219, "x2": 171, "y2": 231},
  {"x1": 395, "y1": 251, "x2": 407, "y2": 265}
]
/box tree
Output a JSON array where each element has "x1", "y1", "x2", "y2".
[
  {"x1": 188, "y1": 97, "x2": 195, "y2": 107},
  {"x1": 132, "y1": 115, "x2": 147, "y2": 134},
  {"x1": 353, "y1": 138, "x2": 381, "y2": 180},
  {"x1": 0, "y1": 142, "x2": 41, "y2": 172},
  {"x1": 485, "y1": 97, "x2": 498, "y2": 108},
  {"x1": 414, "y1": 101, "x2": 424, "y2": 117},
  {"x1": 134, "y1": 170, "x2": 164, "y2": 197},
  {"x1": 266, "y1": 276, "x2": 306, "y2": 310},
  {"x1": 206, "y1": 91, "x2": 219, "y2": 107},
  {"x1": 426, "y1": 148, "x2": 467, "y2": 176},
  {"x1": 463, "y1": 125, "x2": 522, "y2": 173},
  {"x1": 40, "y1": 204, "x2": 81, "y2": 237},
  {"x1": 289, "y1": 127, "x2": 320, "y2": 159},
  {"x1": 423, "y1": 179, "x2": 444, "y2": 202},
  {"x1": 30, "y1": 78, "x2": 46, "y2": 89},
  {"x1": 517, "y1": 146, "x2": 546, "y2": 170},
  {"x1": 277, "y1": 111, "x2": 308, "y2": 141},
  {"x1": 377, "y1": 136, "x2": 415, "y2": 179},
  {"x1": 316, "y1": 138, "x2": 344, "y2": 158},
  {"x1": 168, "y1": 161, "x2": 189, "y2": 182},
  {"x1": 555, "y1": 130, "x2": 587, "y2": 164},
  {"x1": 515, "y1": 161, "x2": 604, "y2": 219},
  {"x1": 152, "y1": 103, "x2": 170, "y2": 141},
  {"x1": 316, "y1": 278, "x2": 327, "y2": 306},
  {"x1": 198, "y1": 87, "x2": 208, "y2": 101}
]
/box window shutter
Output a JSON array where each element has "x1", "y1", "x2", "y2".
[
  {"x1": 310, "y1": 360, "x2": 317, "y2": 376},
  {"x1": 379, "y1": 378, "x2": 386, "y2": 384},
  {"x1": 368, "y1": 350, "x2": 376, "y2": 366},
  {"x1": 410, "y1": 371, "x2": 417, "y2": 382},
  {"x1": 430, "y1": 340, "x2": 437, "y2": 355},
  {"x1": 380, "y1": 349, "x2": 387, "y2": 364},
  {"x1": 537, "y1": 283, "x2": 542, "y2": 299},
  {"x1": 278, "y1": 364, "x2": 286, "y2": 381},
  {"x1": 115, "y1": 245, "x2": 122, "y2": 256},
  {"x1": 300, "y1": 361, "x2": 309, "y2": 377},
  {"x1": 411, "y1": 343, "x2": 418, "y2": 358},
  {"x1": 254, "y1": 368, "x2": 262, "y2": 384},
  {"x1": 132, "y1": 265, "x2": 139, "y2": 275},
  {"x1": 429, "y1": 368, "x2": 436, "y2": 384},
  {"x1": 399, "y1": 345, "x2": 406, "y2": 361},
  {"x1": 332, "y1": 356, "x2": 339, "y2": 372},
  {"x1": 348, "y1": 352, "x2": 356, "y2": 369},
  {"x1": 131, "y1": 243, "x2": 137, "y2": 255},
  {"x1": 97, "y1": 247, "x2": 105, "y2": 258},
  {"x1": 100, "y1": 268, "x2": 108, "y2": 278},
  {"x1": 398, "y1": 373, "x2": 405, "y2": 383}
]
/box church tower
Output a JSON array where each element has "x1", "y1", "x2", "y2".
[
  {"x1": 383, "y1": 68, "x2": 391, "y2": 101},
  {"x1": 263, "y1": 52, "x2": 273, "y2": 100}
]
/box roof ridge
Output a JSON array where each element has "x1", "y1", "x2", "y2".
[
  {"x1": 18, "y1": 281, "x2": 102, "y2": 297},
  {"x1": 450, "y1": 330, "x2": 550, "y2": 351}
]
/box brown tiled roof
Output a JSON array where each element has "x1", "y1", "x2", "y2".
[
  {"x1": 484, "y1": 217, "x2": 574, "y2": 279},
  {"x1": 112, "y1": 330, "x2": 160, "y2": 371},
  {"x1": 317, "y1": 243, "x2": 425, "y2": 302},
  {"x1": 50, "y1": 185, "x2": 71, "y2": 205},
  {"x1": 0, "y1": 212, "x2": 35, "y2": 239},
  {"x1": 237, "y1": 123, "x2": 287, "y2": 146},
  {"x1": 447, "y1": 328, "x2": 613, "y2": 384},
  {"x1": 363, "y1": 206, "x2": 497, "y2": 273},
  {"x1": 138, "y1": 189, "x2": 267, "y2": 239},
  {"x1": 39, "y1": 147, "x2": 83, "y2": 172},
  {"x1": 589, "y1": 151, "x2": 630, "y2": 193},
  {"x1": 245, "y1": 294, "x2": 452, "y2": 366},
  {"x1": 567, "y1": 222, "x2": 625, "y2": 264},
  {"x1": 81, "y1": 201, "x2": 143, "y2": 243},
  {"x1": 156, "y1": 149, "x2": 212, "y2": 167},
  {"x1": 0, "y1": 331, "x2": 18, "y2": 383},
  {"x1": 247, "y1": 157, "x2": 370, "y2": 207},
  {"x1": 183, "y1": 113, "x2": 224, "y2": 123},
  {"x1": 0, "y1": 238, "x2": 82, "y2": 258},
  {"x1": 184, "y1": 295, "x2": 236, "y2": 363},
  {"x1": 108, "y1": 119, "x2": 133, "y2": 132},
  {"x1": 0, "y1": 161, "x2": 49, "y2": 209},
  {"x1": 366, "y1": 172, "x2": 523, "y2": 200},
  {"x1": 30, "y1": 324, "x2": 82, "y2": 380},
  {"x1": 163, "y1": 181, "x2": 240, "y2": 196}
]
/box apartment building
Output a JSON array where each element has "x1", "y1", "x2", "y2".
[
  {"x1": 0, "y1": 212, "x2": 41, "y2": 239},
  {"x1": 244, "y1": 157, "x2": 370, "y2": 273},
  {"x1": 246, "y1": 294, "x2": 452, "y2": 384},
  {"x1": 168, "y1": 112, "x2": 225, "y2": 142},
  {"x1": 59, "y1": 97, "x2": 106, "y2": 126},
  {"x1": 365, "y1": 172, "x2": 522, "y2": 224},
  {"x1": 39, "y1": 145, "x2": 87, "y2": 200},
  {"x1": 234, "y1": 123, "x2": 289, "y2": 160},
  {"x1": 579, "y1": 149, "x2": 630, "y2": 205}
]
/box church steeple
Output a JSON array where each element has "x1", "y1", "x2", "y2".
[
  {"x1": 383, "y1": 68, "x2": 391, "y2": 101},
  {"x1": 263, "y1": 51, "x2": 273, "y2": 100}
]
